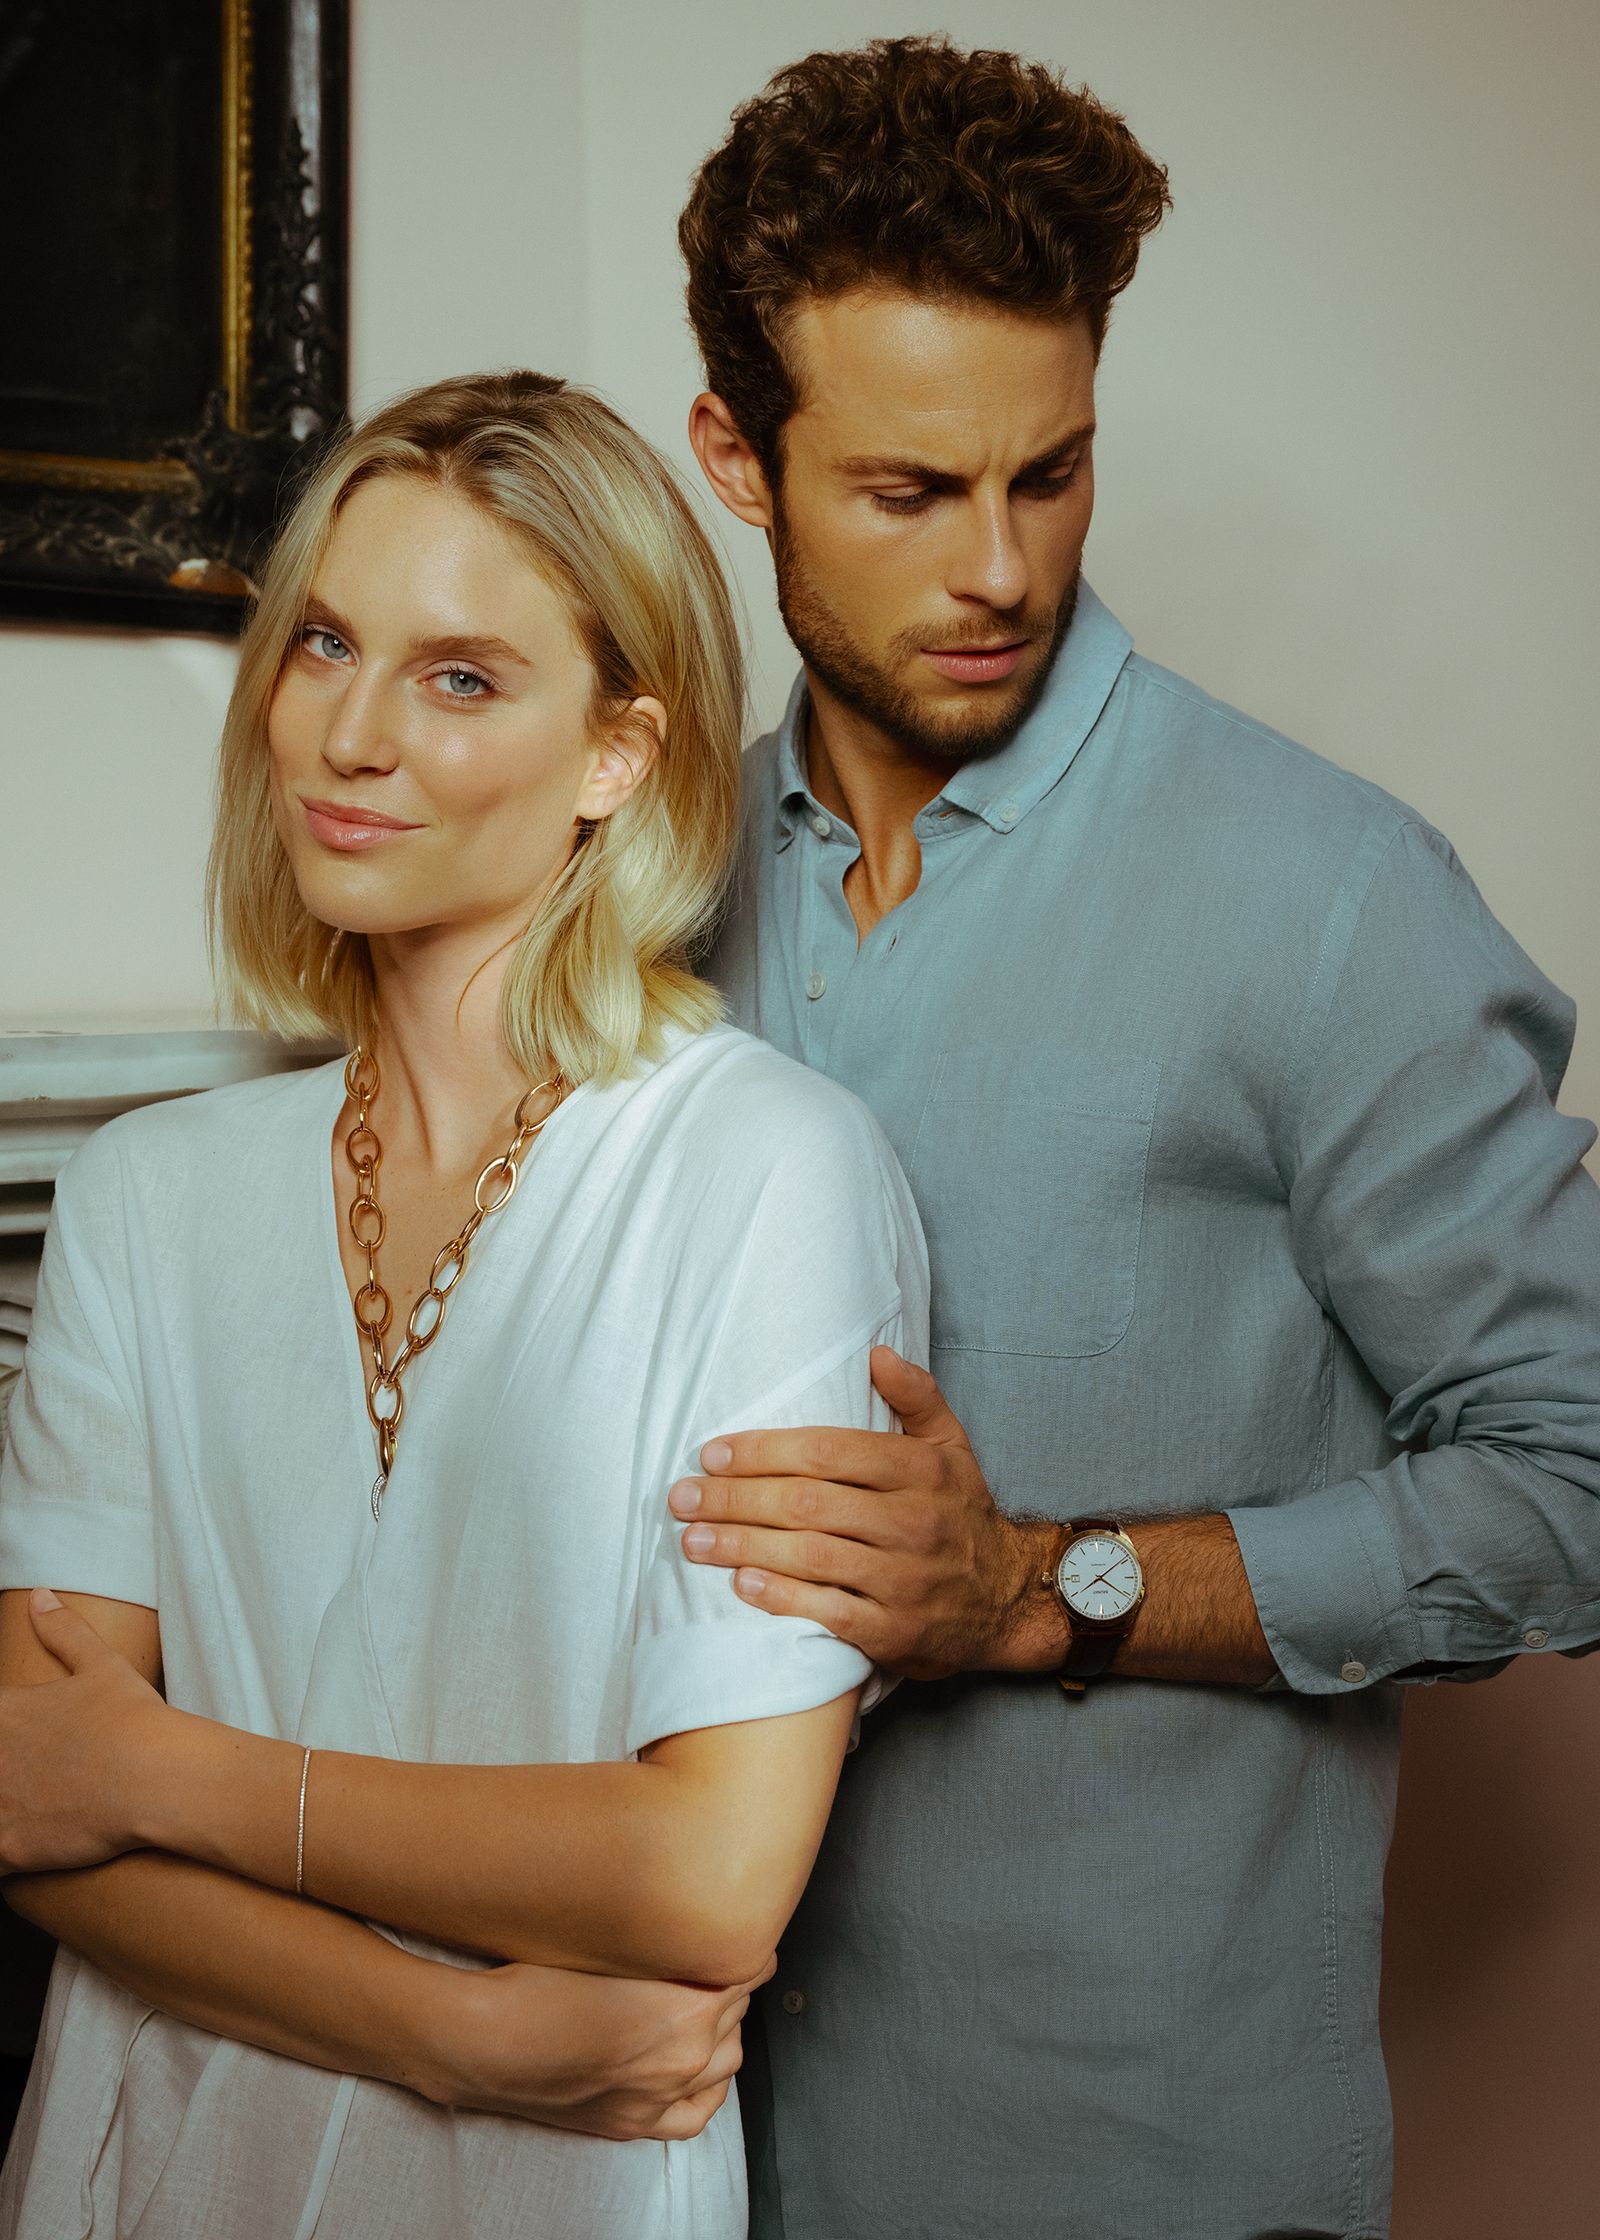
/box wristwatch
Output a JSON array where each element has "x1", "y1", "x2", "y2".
[{"x1": 1047, "y1": 1518, "x2": 1145, "y2": 1692}]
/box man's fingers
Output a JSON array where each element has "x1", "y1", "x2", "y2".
[
  {"x1": 681, "y1": 1519, "x2": 893, "y2": 1594},
  {"x1": 696, "y1": 1423, "x2": 933, "y2": 1492},
  {"x1": 868, "y1": 1347, "x2": 968, "y2": 1443},
  {"x1": 727, "y1": 1570, "x2": 882, "y2": 1655},
  {"x1": 671, "y1": 1471, "x2": 923, "y2": 1547}
]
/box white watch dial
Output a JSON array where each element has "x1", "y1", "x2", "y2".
[{"x1": 1057, "y1": 1531, "x2": 1142, "y2": 1621}]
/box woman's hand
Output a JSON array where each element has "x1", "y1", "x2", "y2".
[
  {"x1": 0, "y1": 1589, "x2": 171, "y2": 1873},
  {"x1": 434, "y1": 1954, "x2": 775, "y2": 2140}
]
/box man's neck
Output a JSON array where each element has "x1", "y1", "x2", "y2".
[{"x1": 802, "y1": 671, "x2": 955, "y2": 941}]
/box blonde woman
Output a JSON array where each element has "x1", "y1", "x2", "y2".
[{"x1": 0, "y1": 373, "x2": 927, "y2": 2240}]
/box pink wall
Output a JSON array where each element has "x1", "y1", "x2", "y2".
[{"x1": 1385, "y1": 1655, "x2": 1600, "y2": 2235}]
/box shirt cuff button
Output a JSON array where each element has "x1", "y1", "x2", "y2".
[
  {"x1": 1339, "y1": 1659, "x2": 1367, "y2": 1684},
  {"x1": 1523, "y1": 1627, "x2": 1550, "y2": 1648}
]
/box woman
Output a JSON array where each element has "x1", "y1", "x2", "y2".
[{"x1": 0, "y1": 372, "x2": 927, "y2": 2239}]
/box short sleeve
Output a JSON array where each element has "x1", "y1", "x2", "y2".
[
  {"x1": 623, "y1": 1082, "x2": 930, "y2": 1756},
  {"x1": 0, "y1": 1127, "x2": 158, "y2": 1607}
]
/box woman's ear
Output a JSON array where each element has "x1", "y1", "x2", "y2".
[{"x1": 576, "y1": 696, "x2": 666, "y2": 823}]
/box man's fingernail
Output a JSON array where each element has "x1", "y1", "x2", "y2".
[
  {"x1": 683, "y1": 1524, "x2": 716, "y2": 1556},
  {"x1": 701, "y1": 1441, "x2": 733, "y2": 1472},
  {"x1": 668, "y1": 1480, "x2": 702, "y2": 1516},
  {"x1": 31, "y1": 1586, "x2": 62, "y2": 1612},
  {"x1": 734, "y1": 1569, "x2": 767, "y2": 1599}
]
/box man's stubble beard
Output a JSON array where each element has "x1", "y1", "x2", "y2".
[{"x1": 771, "y1": 499, "x2": 1080, "y2": 766}]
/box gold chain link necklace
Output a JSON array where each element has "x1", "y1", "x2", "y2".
[{"x1": 343, "y1": 1046, "x2": 565, "y2": 1520}]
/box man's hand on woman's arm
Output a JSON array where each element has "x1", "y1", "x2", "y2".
[
  {"x1": 0, "y1": 1588, "x2": 758, "y2": 2140},
  {"x1": 666, "y1": 1347, "x2": 1277, "y2": 1689}
]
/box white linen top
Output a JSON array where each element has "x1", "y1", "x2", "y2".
[{"x1": 0, "y1": 1022, "x2": 929, "y2": 2240}]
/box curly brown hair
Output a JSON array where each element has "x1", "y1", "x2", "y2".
[{"x1": 679, "y1": 36, "x2": 1171, "y2": 480}]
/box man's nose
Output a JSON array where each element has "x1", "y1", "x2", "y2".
[
  {"x1": 946, "y1": 496, "x2": 1030, "y2": 613},
  {"x1": 320, "y1": 672, "x2": 400, "y2": 776}
]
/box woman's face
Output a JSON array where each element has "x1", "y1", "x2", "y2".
[{"x1": 267, "y1": 473, "x2": 656, "y2": 945}]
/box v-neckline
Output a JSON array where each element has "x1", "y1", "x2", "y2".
[{"x1": 314, "y1": 1060, "x2": 590, "y2": 1518}]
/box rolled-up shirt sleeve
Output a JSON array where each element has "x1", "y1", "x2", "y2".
[
  {"x1": 1228, "y1": 818, "x2": 1600, "y2": 1693},
  {"x1": 0, "y1": 1126, "x2": 158, "y2": 1607}
]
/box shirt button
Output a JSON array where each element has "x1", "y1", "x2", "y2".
[
  {"x1": 1340, "y1": 1659, "x2": 1367, "y2": 1685},
  {"x1": 809, "y1": 812, "x2": 831, "y2": 839},
  {"x1": 995, "y1": 799, "x2": 1020, "y2": 826},
  {"x1": 805, "y1": 972, "x2": 827, "y2": 1000},
  {"x1": 781, "y1": 1988, "x2": 807, "y2": 2015},
  {"x1": 1523, "y1": 1627, "x2": 1550, "y2": 1648}
]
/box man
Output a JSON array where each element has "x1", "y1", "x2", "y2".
[{"x1": 668, "y1": 36, "x2": 1600, "y2": 2240}]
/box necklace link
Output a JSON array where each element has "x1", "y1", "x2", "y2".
[{"x1": 341, "y1": 1045, "x2": 564, "y2": 1513}]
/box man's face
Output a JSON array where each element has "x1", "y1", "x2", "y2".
[{"x1": 769, "y1": 290, "x2": 1097, "y2": 763}]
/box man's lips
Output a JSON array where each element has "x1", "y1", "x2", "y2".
[
  {"x1": 920, "y1": 641, "x2": 1030, "y2": 685},
  {"x1": 300, "y1": 797, "x2": 424, "y2": 850}
]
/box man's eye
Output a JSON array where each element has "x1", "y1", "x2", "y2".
[
  {"x1": 870, "y1": 490, "x2": 937, "y2": 516},
  {"x1": 1020, "y1": 468, "x2": 1080, "y2": 499}
]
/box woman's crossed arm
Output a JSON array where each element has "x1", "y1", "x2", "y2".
[{"x1": 0, "y1": 1589, "x2": 764, "y2": 2140}]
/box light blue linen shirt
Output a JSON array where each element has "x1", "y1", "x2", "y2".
[{"x1": 707, "y1": 584, "x2": 1600, "y2": 2240}]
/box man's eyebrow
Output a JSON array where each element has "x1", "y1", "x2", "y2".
[
  {"x1": 301, "y1": 599, "x2": 532, "y2": 670},
  {"x1": 837, "y1": 423, "x2": 1097, "y2": 485}
]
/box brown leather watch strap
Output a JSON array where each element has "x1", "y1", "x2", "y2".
[{"x1": 1053, "y1": 1519, "x2": 1142, "y2": 1691}]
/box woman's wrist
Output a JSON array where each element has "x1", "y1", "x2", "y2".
[
  {"x1": 381, "y1": 1953, "x2": 491, "y2": 2107},
  {"x1": 138, "y1": 1708, "x2": 302, "y2": 1887},
  {"x1": 420, "y1": 1962, "x2": 540, "y2": 2113}
]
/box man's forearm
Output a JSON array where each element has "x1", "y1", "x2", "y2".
[
  {"x1": 1002, "y1": 1513, "x2": 1277, "y2": 1688},
  {"x1": 3, "y1": 1849, "x2": 457, "y2": 2098}
]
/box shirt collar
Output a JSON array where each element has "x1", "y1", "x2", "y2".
[{"x1": 773, "y1": 580, "x2": 1133, "y2": 841}]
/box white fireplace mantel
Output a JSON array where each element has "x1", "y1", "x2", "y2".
[{"x1": 0, "y1": 1029, "x2": 336, "y2": 1236}]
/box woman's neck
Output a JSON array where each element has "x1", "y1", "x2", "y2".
[{"x1": 362, "y1": 915, "x2": 545, "y2": 1180}]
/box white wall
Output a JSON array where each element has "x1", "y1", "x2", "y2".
[{"x1": 1, "y1": 0, "x2": 1593, "y2": 1146}]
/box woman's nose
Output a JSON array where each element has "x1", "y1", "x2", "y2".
[{"x1": 320, "y1": 674, "x2": 400, "y2": 776}]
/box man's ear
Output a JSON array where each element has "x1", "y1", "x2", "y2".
[
  {"x1": 688, "y1": 392, "x2": 774, "y2": 531},
  {"x1": 575, "y1": 697, "x2": 666, "y2": 823}
]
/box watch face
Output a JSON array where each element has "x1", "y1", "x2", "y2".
[{"x1": 1057, "y1": 1531, "x2": 1142, "y2": 1622}]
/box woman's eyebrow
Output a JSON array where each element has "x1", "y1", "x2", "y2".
[
  {"x1": 302, "y1": 595, "x2": 358, "y2": 639},
  {"x1": 410, "y1": 631, "x2": 533, "y2": 670},
  {"x1": 300, "y1": 600, "x2": 534, "y2": 672}
]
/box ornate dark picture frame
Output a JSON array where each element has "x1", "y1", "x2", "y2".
[{"x1": 0, "y1": 0, "x2": 348, "y2": 634}]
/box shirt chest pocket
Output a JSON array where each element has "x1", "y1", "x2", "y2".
[{"x1": 908, "y1": 1049, "x2": 1161, "y2": 1359}]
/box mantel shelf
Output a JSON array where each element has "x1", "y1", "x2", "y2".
[{"x1": 0, "y1": 1029, "x2": 336, "y2": 1199}]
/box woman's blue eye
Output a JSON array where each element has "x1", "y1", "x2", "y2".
[
  {"x1": 439, "y1": 668, "x2": 491, "y2": 699},
  {"x1": 305, "y1": 626, "x2": 351, "y2": 661}
]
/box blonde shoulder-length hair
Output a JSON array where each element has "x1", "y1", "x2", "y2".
[{"x1": 207, "y1": 370, "x2": 745, "y2": 1086}]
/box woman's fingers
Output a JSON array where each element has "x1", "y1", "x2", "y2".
[
  {"x1": 649, "y1": 2073, "x2": 737, "y2": 2141},
  {"x1": 25, "y1": 1590, "x2": 117, "y2": 1673}
]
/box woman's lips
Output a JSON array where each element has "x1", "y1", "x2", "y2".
[
  {"x1": 921, "y1": 642, "x2": 1028, "y2": 685},
  {"x1": 300, "y1": 798, "x2": 424, "y2": 851}
]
